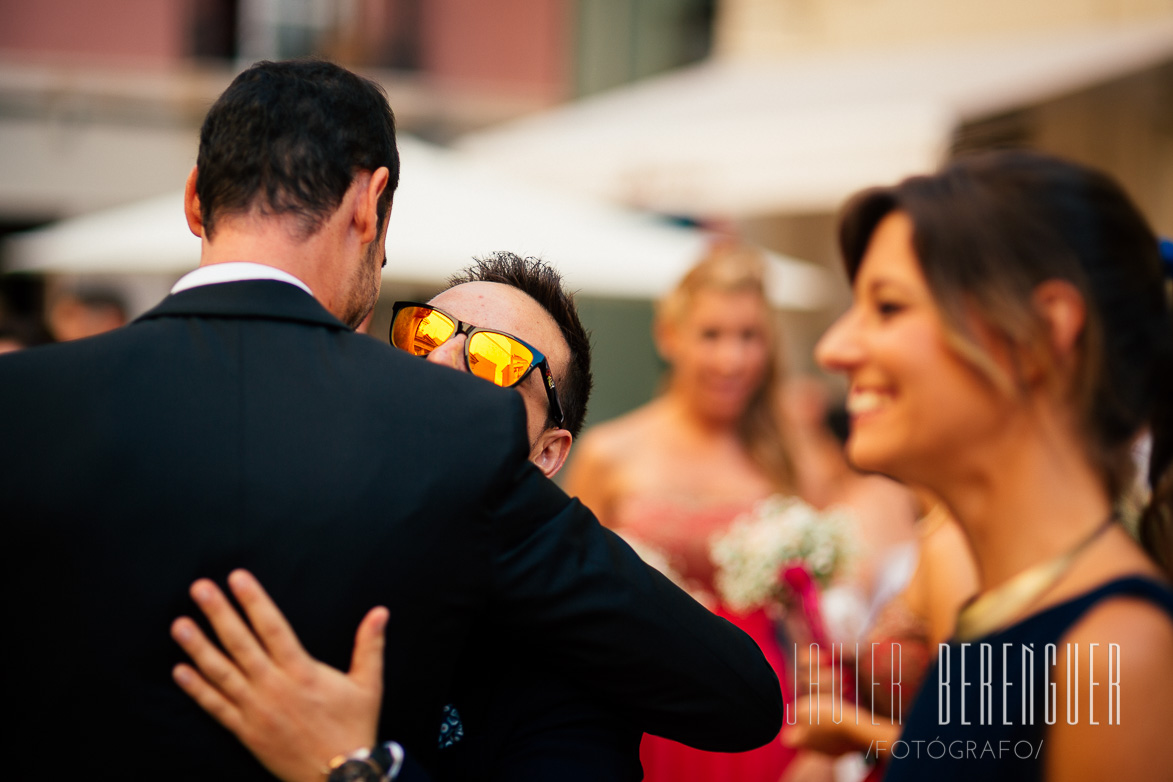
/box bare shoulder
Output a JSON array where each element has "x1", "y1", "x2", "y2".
[
  {"x1": 838, "y1": 474, "x2": 917, "y2": 549},
  {"x1": 1063, "y1": 579, "x2": 1173, "y2": 669},
  {"x1": 1045, "y1": 575, "x2": 1173, "y2": 781},
  {"x1": 574, "y1": 402, "x2": 666, "y2": 465},
  {"x1": 563, "y1": 402, "x2": 664, "y2": 525},
  {"x1": 846, "y1": 473, "x2": 916, "y2": 512}
]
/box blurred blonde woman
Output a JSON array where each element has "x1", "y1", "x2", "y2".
[{"x1": 565, "y1": 242, "x2": 798, "y2": 782}]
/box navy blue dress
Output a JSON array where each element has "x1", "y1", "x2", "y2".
[{"x1": 883, "y1": 577, "x2": 1173, "y2": 781}]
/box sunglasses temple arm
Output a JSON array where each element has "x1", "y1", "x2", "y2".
[{"x1": 541, "y1": 361, "x2": 566, "y2": 428}]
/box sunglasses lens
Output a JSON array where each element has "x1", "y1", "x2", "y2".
[
  {"x1": 467, "y1": 331, "x2": 536, "y2": 388},
  {"x1": 391, "y1": 306, "x2": 456, "y2": 356}
]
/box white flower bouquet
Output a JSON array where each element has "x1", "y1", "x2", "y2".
[{"x1": 711, "y1": 495, "x2": 855, "y2": 634}]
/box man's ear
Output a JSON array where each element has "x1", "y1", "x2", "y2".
[
  {"x1": 183, "y1": 166, "x2": 204, "y2": 238},
  {"x1": 355, "y1": 166, "x2": 391, "y2": 244},
  {"x1": 529, "y1": 429, "x2": 573, "y2": 479}
]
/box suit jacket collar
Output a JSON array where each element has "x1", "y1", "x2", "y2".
[{"x1": 135, "y1": 279, "x2": 349, "y2": 331}]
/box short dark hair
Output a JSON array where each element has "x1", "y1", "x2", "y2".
[
  {"x1": 196, "y1": 59, "x2": 398, "y2": 241},
  {"x1": 838, "y1": 148, "x2": 1173, "y2": 575},
  {"x1": 447, "y1": 252, "x2": 593, "y2": 438}
]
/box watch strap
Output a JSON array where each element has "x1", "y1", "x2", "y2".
[{"x1": 327, "y1": 741, "x2": 405, "y2": 782}]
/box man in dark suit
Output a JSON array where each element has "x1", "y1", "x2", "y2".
[
  {"x1": 175, "y1": 252, "x2": 646, "y2": 782},
  {"x1": 0, "y1": 60, "x2": 782, "y2": 781}
]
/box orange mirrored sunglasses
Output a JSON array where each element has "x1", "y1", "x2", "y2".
[{"x1": 390, "y1": 301, "x2": 565, "y2": 427}]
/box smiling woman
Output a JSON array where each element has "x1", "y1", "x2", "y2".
[
  {"x1": 816, "y1": 211, "x2": 1014, "y2": 486},
  {"x1": 816, "y1": 149, "x2": 1173, "y2": 782}
]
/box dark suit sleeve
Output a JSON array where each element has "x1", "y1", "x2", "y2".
[
  {"x1": 396, "y1": 748, "x2": 432, "y2": 782},
  {"x1": 486, "y1": 458, "x2": 785, "y2": 752}
]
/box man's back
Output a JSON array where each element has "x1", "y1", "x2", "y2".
[
  {"x1": 2, "y1": 280, "x2": 787, "y2": 779},
  {"x1": 1, "y1": 280, "x2": 529, "y2": 777}
]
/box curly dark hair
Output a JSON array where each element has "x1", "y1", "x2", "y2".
[{"x1": 447, "y1": 252, "x2": 593, "y2": 438}]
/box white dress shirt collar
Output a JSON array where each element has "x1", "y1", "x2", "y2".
[{"x1": 171, "y1": 262, "x2": 314, "y2": 297}]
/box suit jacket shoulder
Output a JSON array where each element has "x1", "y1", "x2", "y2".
[{"x1": 0, "y1": 280, "x2": 533, "y2": 778}]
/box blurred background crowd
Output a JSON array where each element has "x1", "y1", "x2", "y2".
[{"x1": 2, "y1": 3, "x2": 1172, "y2": 781}]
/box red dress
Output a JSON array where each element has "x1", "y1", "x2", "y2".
[{"x1": 616, "y1": 498, "x2": 797, "y2": 782}]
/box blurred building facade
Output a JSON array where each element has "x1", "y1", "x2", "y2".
[
  {"x1": 716, "y1": 0, "x2": 1173, "y2": 56},
  {"x1": 0, "y1": 0, "x2": 719, "y2": 420},
  {"x1": 0, "y1": 0, "x2": 715, "y2": 228},
  {"x1": 716, "y1": 0, "x2": 1173, "y2": 261},
  {"x1": 443, "y1": 1, "x2": 1173, "y2": 373},
  {"x1": 0, "y1": 0, "x2": 713, "y2": 336},
  {"x1": 8, "y1": 0, "x2": 1168, "y2": 268}
]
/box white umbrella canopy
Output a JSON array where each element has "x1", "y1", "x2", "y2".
[
  {"x1": 456, "y1": 20, "x2": 1173, "y2": 217},
  {"x1": 3, "y1": 190, "x2": 194, "y2": 276},
  {"x1": 3, "y1": 137, "x2": 831, "y2": 310},
  {"x1": 386, "y1": 138, "x2": 830, "y2": 308}
]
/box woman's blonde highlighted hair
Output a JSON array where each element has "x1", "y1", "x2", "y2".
[{"x1": 656, "y1": 241, "x2": 796, "y2": 492}]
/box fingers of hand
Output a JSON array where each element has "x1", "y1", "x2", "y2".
[
  {"x1": 780, "y1": 724, "x2": 810, "y2": 747},
  {"x1": 171, "y1": 616, "x2": 253, "y2": 711},
  {"x1": 227, "y1": 569, "x2": 308, "y2": 667},
  {"x1": 190, "y1": 577, "x2": 269, "y2": 677},
  {"x1": 172, "y1": 661, "x2": 243, "y2": 734},
  {"x1": 349, "y1": 606, "x2": 389, "y2": 690}
]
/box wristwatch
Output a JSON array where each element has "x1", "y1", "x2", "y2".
[{"x1": 326, "y1": 741, "x2": 405, "y2": 782}]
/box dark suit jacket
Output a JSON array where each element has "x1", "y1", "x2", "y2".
[{"x1": 0, "y1": 280, "x2": 782, "y2": 780}]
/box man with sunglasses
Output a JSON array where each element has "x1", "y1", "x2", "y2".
[
  {"x1": 392, "y1": 262, "x2": 585, "y2": 478},
  {"x1": 398, "y1": 256, "x2": 621, "y2": 780},
  {"x1": 0, "y1": 60, "x2": 782, "y2": 781},
  {"x1": 177, "y1": 253, "x2": 653, "y2": 781}
]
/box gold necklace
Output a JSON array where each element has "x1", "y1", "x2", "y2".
[{"x1": 953, "y1": 515, "x2": 1115, "y2": 642}]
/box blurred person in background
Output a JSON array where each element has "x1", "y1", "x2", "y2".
[
  {"x1": 0, "y1": 279, "x2": 53, "y2": 353},
  {"x1": 815, "y1": 149, "x2": 1173, "y2": 781},
  {"x1": 46, "y1": 285, "x2": 127, "y2": 341},
  {"x1": 777, "y1": 377, "x2": 938, "y2": 782},
  {"x1": 564, "y1": 241, "x2": 799, "y2": 782},
  {"x1": 0, "y1": 316, "x2": 51, "y2": 354},
  {"x1": 779, "y1": 377, "x2": 975, "y2": 782},
  {"x1": 780, "y1": 375, "x2": 918, "y2": 620},
  {"x1": 780, "y1": 497, "x2": 977, "y2": 782}
]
